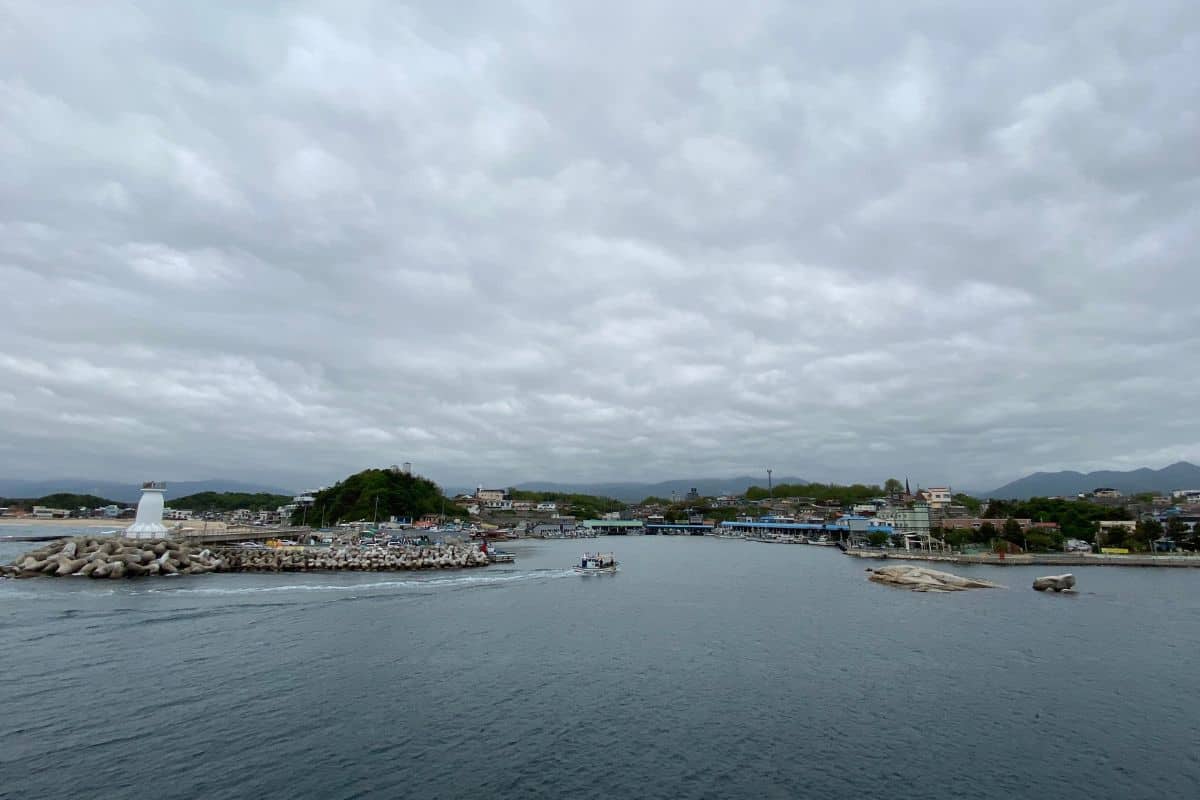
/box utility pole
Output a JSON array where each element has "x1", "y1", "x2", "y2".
[
  {"x1": 373, "y1": 495, "x2": 380, "y2": 526},
  {"x1": 767, "y1": 469, "x2": 773, "y2": 499}
]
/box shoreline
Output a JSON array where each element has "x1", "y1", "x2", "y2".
[{"x1": 843, "y1": 548, "x2": 1200, "y2": 568}]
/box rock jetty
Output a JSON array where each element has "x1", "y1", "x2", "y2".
[
  {"x1": 867, "y1": 565, "x2": 1002, "y2": 592},
  {"x1": 2, "y1": 537, "x2": 225, "y2": 579},
  {"x1": 1032, "y1": 573, "x2": 1076, "y2": 592},
  {"x1": 2, "y1": 538, "x2": 489, "y2": 579},
  {"x1": 219, "y1": 544, "x2": 489, "y2": 572}
]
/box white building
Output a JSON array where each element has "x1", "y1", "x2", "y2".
[
  {"x1": 32, "y1": 506, "x2": 70, "y2": 519},
  {"x1": 922, "y1": 487, "x2": 952, "y2": 509},
  {"x1": 536, "y1": 502, "x2": 558, "y2": 512}
]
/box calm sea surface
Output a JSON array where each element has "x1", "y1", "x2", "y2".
[{"x1": 2, "y1": 528, "x2": 1199, "y2": 799}]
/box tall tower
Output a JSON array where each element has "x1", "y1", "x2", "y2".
[{"x1": 126, "y1": 481, "x2": 168, "y2": 539}]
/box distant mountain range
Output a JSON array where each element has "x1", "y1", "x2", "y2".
[
  {"x1": 511, "y1": 476, "x2": 807, "y2": 503},
  {"x1": 0, "y1": 478, "x2": 293, "y2": 505},
  {"x1": 981, "y1": 461, "x2": 1200, "y2": 500}
]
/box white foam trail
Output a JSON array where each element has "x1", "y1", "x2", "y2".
[{"x1": 133, "y1": 569, "x2": 573, "y2": 596}]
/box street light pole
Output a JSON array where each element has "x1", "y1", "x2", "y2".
[{"x1": 767, "y1": 469, "x2": 773, "y2": 499}]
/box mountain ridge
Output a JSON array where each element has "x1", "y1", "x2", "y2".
[
  {"x1": 0, "y1": 478, "x2": 293, "y2": 505},
  {"x1": 981, "y1": 461, "x2": 1200, "y2": 500}
]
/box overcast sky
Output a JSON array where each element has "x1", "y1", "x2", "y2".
[{"x1": 2, "y1": 1, "x2": 1198, "y2": 493}]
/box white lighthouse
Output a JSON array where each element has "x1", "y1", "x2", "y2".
[{"x1": 126, "y1": 481, "x2": 168, "y2": 539}]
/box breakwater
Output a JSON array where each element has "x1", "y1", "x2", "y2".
[
  {"x1": 1, "y1": 536, "x2": 224, "y2": 578},
  {"x1": 1, "y1": 537, "x2": 489, "y2": 578},
  {"x1": 214, "y1": 544, "x2": 489, "y2": 571}
]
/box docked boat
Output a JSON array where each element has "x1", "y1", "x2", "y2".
[{"x1": 574, "y1": 553, "x2": 618, "y2": 575}]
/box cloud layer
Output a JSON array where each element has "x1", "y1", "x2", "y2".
[{"x1": 2, "y1": 1, "x2": 1199, "y2": 491}]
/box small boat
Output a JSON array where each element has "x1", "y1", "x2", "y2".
[
  {"x1": 489, "y1": 548, "x2": 516, "y2": 563},
  {"x1": 574, "y1": 553, "x2": 618, "y2": 575}
]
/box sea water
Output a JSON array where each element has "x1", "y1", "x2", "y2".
[{"x1": 2, "y1": 532, "x2": 1198, "y2": 798}]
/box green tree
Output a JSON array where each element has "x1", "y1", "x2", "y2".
[
  {"x1": 867, "y1": 531, "x2": 889, "y2": 547},
  {"x1": 943, "y1": 528, "x2": 972, "y2": 549},
  {"x1": 1135, "y1": 518, "x2": 1164, "y2": 551},
  {"x1": 1002, "y1": 517, "x2": 1024, "y2": 545},
  {"x1": 884, "y1": 478, "x2": 904, "y2": 495},
  {"x1": 953, "y1": 493, "x2": 982, "y2": 514},
  {"x1": 978, "y1": 521, "x2": 998, "y2": 542},
  {"x1": 1165, "y1": 516, "x2": 1186, "y2": 540}
]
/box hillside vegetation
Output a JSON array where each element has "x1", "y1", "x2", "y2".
[
  {"x1": 293, "y1": 468, "x2": 466, "y2": 526},
  {"x1": 167, "y1": 492, "x2": 292, "y2": 512},
  {"x1": 0, "y1": 493, "x2": 122, "y2": 510},
  {"x1": 744, "y1": 482, "x2": 883, "y2": 504}
]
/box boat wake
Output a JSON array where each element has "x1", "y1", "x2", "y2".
[{"x1": 131, "y1": 568, "x2": 575, "y2": 596}]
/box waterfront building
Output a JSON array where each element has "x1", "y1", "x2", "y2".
[
  {"x1": 581, "y1": 519, "x2": 644, "y2": 535},
  {"x1": 475, "y1": 487, "x2": 508, "y2": 502},
  {"x1": 32, "y1": 506, "x2": 69, "y2": 519}
]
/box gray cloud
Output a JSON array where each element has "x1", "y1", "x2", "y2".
[{"x1": 2, "y1": 0, "x2": 1198, "y2": 492}]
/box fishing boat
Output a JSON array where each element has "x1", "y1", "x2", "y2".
[
  {"x1": 574, "y1": 552, "x2": 618, "y2": 575},
  {"x1": 488, "y1": 548, "x2": 516, "y2": 563}
]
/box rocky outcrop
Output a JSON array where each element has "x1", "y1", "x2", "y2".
[
  {"x1": 1032, "y1": 573, "x2": 1076, "y2": 592},
  {"x1": 867, "y1": 565, "x2": 1002, "y2": 592},
  {"x1": 2, "y1": 538, "x2": 490, "y2": 578}
]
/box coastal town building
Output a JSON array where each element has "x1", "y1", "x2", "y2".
[
  {"x1": 581, "y1": 519, "x2": 644, "y2": 535},
  {"x1": 919, "y1": 487, "x2": 952, "y2": 510},
  {"x1": 31, "y1": 505, "x2": 70, "y2": 519},
  {"x1": 1092, "y1": 488, "x2": 1122, "y2": 499},
  {"x1": 475, "y1": 488, "x2": 507, "y2": 502}
]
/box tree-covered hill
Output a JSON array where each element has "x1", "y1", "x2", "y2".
[
  {"x1": 292, "y1": 468, "x2": 466, "y2": 526},
  {"x1": 167, "y1": 492, "x2": 293, "y2": 512},
  {"x1": 0, "y1": 493, "x2": 123, "y2": 510},
  {"x1": 744, "y1": 482, "x2": 883, "y2": 505}
]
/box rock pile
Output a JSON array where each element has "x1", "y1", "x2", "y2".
[
  {"x1": 2, "y1": 537, "x2": 225, "y2": 579},
  {"x1": 220, "y1": 544, "x2": 489, "y2": 572},
  {"x1": 0, "y1": 539, "x2": 493, "y2": 579},
  {"x1": 867, "y1": 565, "x2": 1002, "y2": 592}
]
